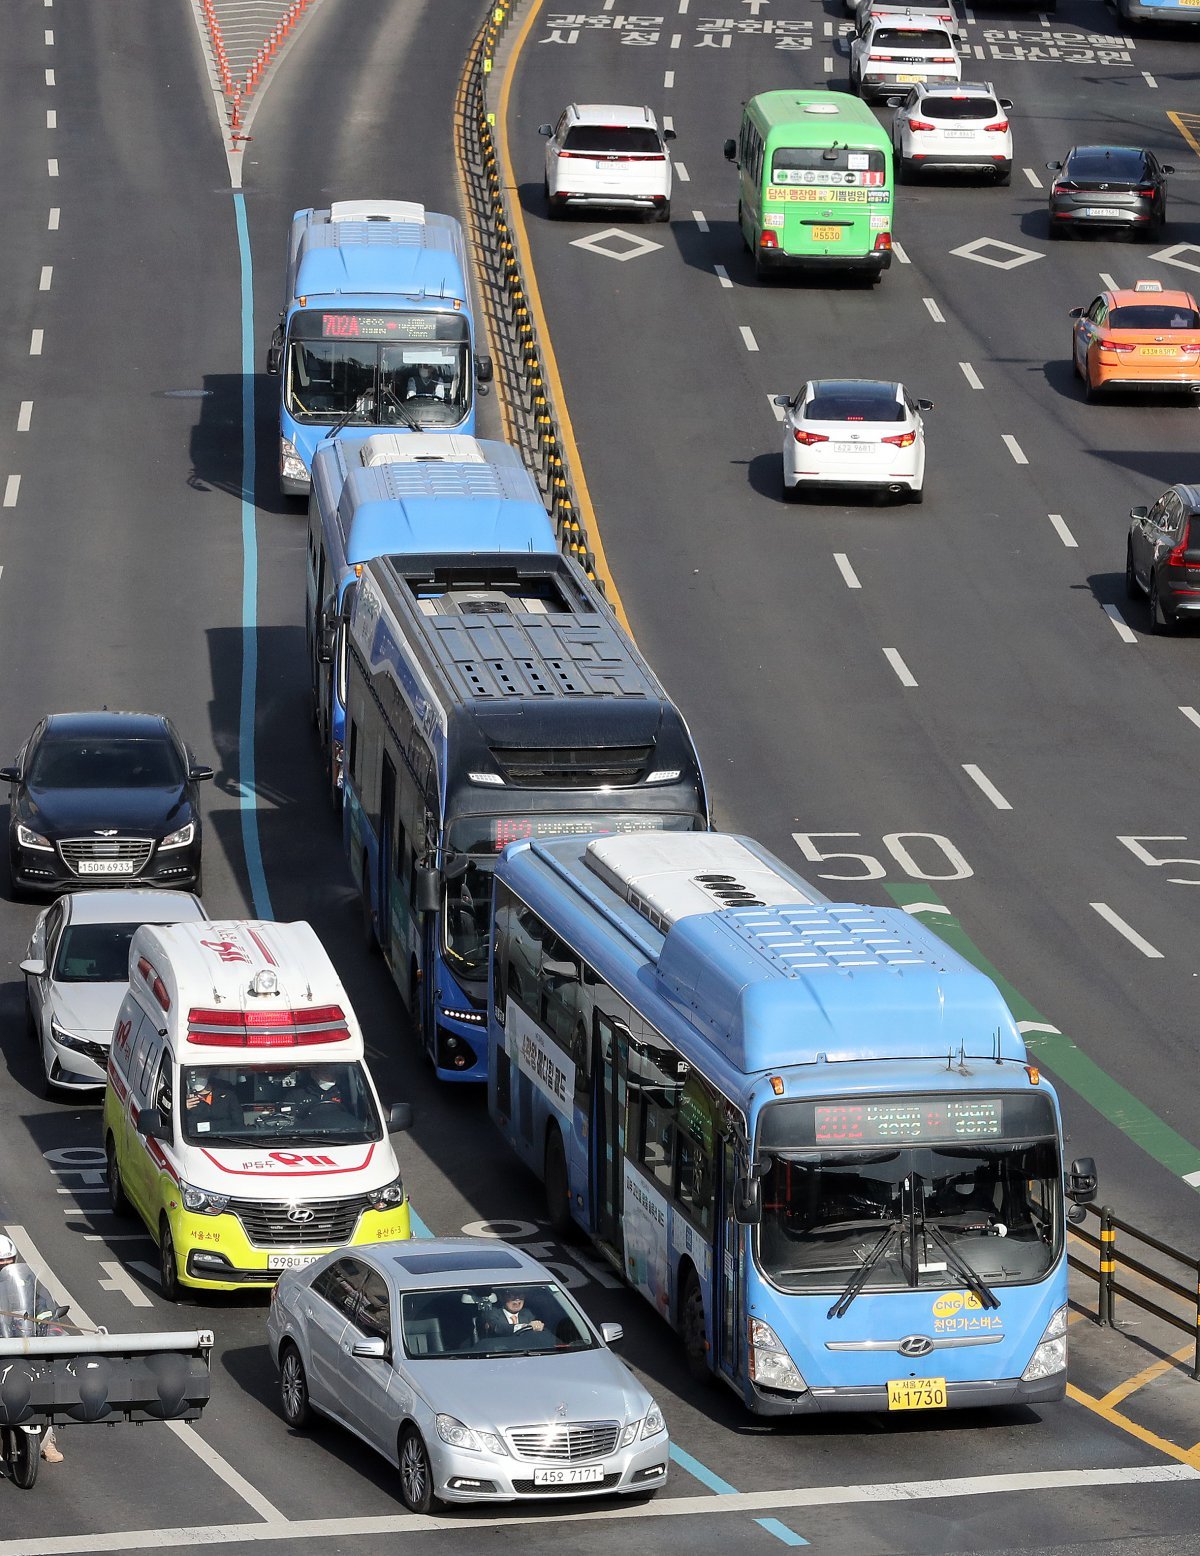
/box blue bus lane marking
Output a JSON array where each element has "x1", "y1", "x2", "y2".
[{"x1": 669, "y1": 1445, "x2": 809, "y2": 1545}]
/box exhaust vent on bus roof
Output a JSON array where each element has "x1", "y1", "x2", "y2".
[
  {"x1": 329, "y1": 200, "x2": 426, "y2": 224},
  {"x1": 585, "y1": 834, "x2": 815, "y2": 931},
  {"x1": 355, "y1": 433, "x2": 486, "y2": 468}
]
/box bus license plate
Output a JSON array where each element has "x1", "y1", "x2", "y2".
[
  {"x1": 533, "y1": 1465, "x2": 605, "y2": 1486},
  {"x1": 813, "y1": 227, "x2": 842, "y2": 241},
  {"x1": 78, "y1": 859, "x2": 135, "y2": 875},
  {"x1": 268, "y1": 1254, "x2": 320, "y2": 1271},
  {"x1": 888, "y1": 1378, "x2": 947, "y2": 1410}
]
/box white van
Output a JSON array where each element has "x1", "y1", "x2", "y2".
[{"x1": 102, "y1": 919, "x2": 413, "y2": 1300}]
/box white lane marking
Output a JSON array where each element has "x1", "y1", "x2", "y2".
[
  {"x1": 1017, "y1": 1021, "x2": 1062, "y2": 1036},
  {"x1": 47, "y1": 157, "x2": 59, "y2": 177},
  {"x1": 56, "y1": 1186, "x2": 107, "y2": 1195},
  {"x1": 1090, "y1": 902, "x2": 1163, "y2": 959},
  {"x1": 924, "y1": 297, "x2": 945, "y2": 323},
  {"x1": 959, "y1": 362, "x2": 983, "y2": 390},
  {"x1": 768, "y1": 394, "x2": 786, "y2": 422},
  {"x1": 664, "y1": 69, "x2": 674, "y2": 86},
  {"x1": 824, "y1": 18, "x2": 834, "y2": 33},
  {"x1": 3, "y1": 1223, "x2": 286, "y2": 1523},
  {"x1": 45, "y1": 68, "x2": 55, "y2": 85},
  {"x1": 714, "y1": 264, "x2": 732, "y2": 288},
  {"x1": 973, "y1": 41, "x2": 985, "y2": 56},
  {"x1": 883, "y1": 648, "x2": 917, "y2": 687},
  {"x1": 30, "y1": 329, "x2": 44, "y2": 356},
  {"x1": 0, "y1": 1467, "x2": 1193, "y2": 1553},
  {"x1": 1180, "y1": 706, "x2": 1200, "y2": 731},
  {"x1": 64, "y1": 1206, "x2": 117, "y2": 1214},
  {"x1": 963, "y1": 764, "x2": 1012, "y2": 811},
  {"x1": 3, "y1": 476, "x2": 20, "y2": 508},
  {"x1": 46, "y1": 108, "x2": 57, "y2": 129},
  {"x1": 82, "y1": 1233, "x2": 153, "y2": 1241},
  {"x1": 739, "y1": 325, "x2": 759, "y2": 351},
  {"x1": 824, "y1": 54, "x2": 835, "y2": 70},
  {"x1": 662, "y1": 116, "x2": 673, "y2": 132},
  {"x1": 1099, "y1": 271, "x2": 1117, "y2": 289},
  {"x1": 902, "y1": 900, "x2": 950, "y2": 915},
  {"x1": 48, "y1": 207, "x2": 60, "y2": 230},
  {"x1": 834, "y1": 553, "x2": 861, "y2": 590},
  {"x1": 692, "y1": 210, "x2": 708, "y2": 231},
  {"x1": 602, "y1": 0, "x2": 614, "y2": 8},
  {"x1": 675, "y1": 162, "x2": 690, "y2": 182},
  {"x1": 1001, "y1": 434, "x2": 1027, "y2": 465},
  {"x1": 1143, "y1": 71, "x2": 1157, "y2": 88},
  {"x1": 17, "y1": 401, "x2": 33, "y2": 432},
  {"x1": 963, "y1": 4, "x2": 975, "y2": 17},
  {"x1": 98, "y1": 1260, "x2": 153, "y2": 1308},
  {"x1": 1047, "y1": 513, "x2": 1077, "y2": 548},
  {"x1": 679, "y1": 0, "x2": 689, "y2": 12},
  {"x1": 39, "y1": 266, "x2": 53, "y2": 291},
  {"x1": 1103, "y1": 604, "x2": 1138, "y2": 643},
  {"x1": 892, "y1": 241, "x2": 909, "y2": 264},
  {"x1": 44, "y1": 28, "x2": 54, "y2": 43},
  {"x1": 670, "y1": 31, "x2": 682, "y2": 45},
  {"x1": 1184, "y1": 1169, "x2": 1200, "y2": 1188},
  {"x1": 1036, "y1": 9, "x2": 1050, "y2": 20},
  {"x1": 1023, "y1": 167, "x2": 1043, "y2": 189}
]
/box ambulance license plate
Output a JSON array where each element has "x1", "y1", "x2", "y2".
[{"x1": 888, "y1": 1377, "x2": 947, "y2": 1410}]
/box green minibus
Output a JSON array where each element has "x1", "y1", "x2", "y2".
[{"x1": 723, "y1": 91, "x2": 894, "y2": 281}]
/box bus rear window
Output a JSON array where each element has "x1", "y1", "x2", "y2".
[{"x1": 771, "y1": 147, "x2": 888, "y2": 185}]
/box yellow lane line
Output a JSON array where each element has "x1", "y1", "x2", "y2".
[
  {"x1": 495, "y1": 0, "x2": 631, "y2": 630},
  {"x1": 1099, "y1": 1342, "x2": 1197, "y2": 1410},
  {"x1": 1167, "y1": 111, "x2": 1200, "y2": 162},
  {"x1": 1067, "y1": 1383, "x2": 1200, "y2": 1470}
]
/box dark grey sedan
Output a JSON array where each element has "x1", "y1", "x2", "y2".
[
  {"x1": 1046, "y1": 146, "x2": 1171, "y2": 241},
  {"x1": 1125, "y1": 484, "x2": 1200, "y2": 633}
]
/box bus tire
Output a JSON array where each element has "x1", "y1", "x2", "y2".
[
  {"x1": 544, "y1": 1126, "x2": 572, "y2": 1236},
  {"x1": 361, "y1": 860, "x2": 378, "y2": 953},
  {"x1": 679, "y1": 1270, "x2": 712, "y2": 1384}
]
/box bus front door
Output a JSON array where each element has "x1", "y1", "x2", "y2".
[{"x1": 591, "y1": 1010, "x2": 628, "y2": 1265}]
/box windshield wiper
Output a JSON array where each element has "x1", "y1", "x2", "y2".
[
  {"x1": 921, "y1": 1220, "x2": 1000, "y2": 1310},
  {"x1": 326, "y1": 405, "x2": 362, "y2": 439},
  {"x1": 380, "y1": 383, "x2": 421, "y2": 430},
  {"x1": 827, "y1": 1220, "x2": 903, "y2": 1320}
]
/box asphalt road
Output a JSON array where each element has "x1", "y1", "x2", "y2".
[{"x1": 2, "y1": 0, "x2": 1200, "y2": 1550}]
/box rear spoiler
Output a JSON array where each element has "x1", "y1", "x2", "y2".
[{"x1": 0, "y1": 1329, "x2": 214, "y2": 1426}]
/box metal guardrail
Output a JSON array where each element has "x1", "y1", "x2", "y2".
[
  {"x1": 1068, "y1": 1203, "x2": 1200, "y2": 1379},
  {"x1": 454, "y1": 1, "x2": 602, "y2": 587}
]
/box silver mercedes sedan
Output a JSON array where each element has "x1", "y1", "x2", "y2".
[{"x1": 266, "y1": 1237, "x2": 670, "y2": 1511}]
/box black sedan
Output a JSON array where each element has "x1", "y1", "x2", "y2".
[
  {"x1": 1125, "y1": 484, "x2": 1200, "y2": 634},
  {"x1": 1046, "y1": 146, "x2": 1172, "y2": 241},
  {"x1": 3, "y1": 712, "x2": 213, "y2": 898}
]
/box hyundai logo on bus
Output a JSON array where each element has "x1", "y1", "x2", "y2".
[
  {"x1": 286, "y1": 1206, "x2": 316, "y2": 1224},
  {"x1": 898, "y1": 1335, "x2": 934, "y2": 1358}
]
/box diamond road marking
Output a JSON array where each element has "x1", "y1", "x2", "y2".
[
  {"x1": 949, "y1": 236, "x2": 1043, "y2": 270},
  {"x1": 1149, "y1": 243, "x2": 1200, "y2": 276},
  {"x1": 569, "y1": 228, "x2": 664, "y2": 262}
]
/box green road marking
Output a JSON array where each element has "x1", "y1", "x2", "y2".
[{"x1": 885, "y1": 883, "x2": 1200, "y2": 1181}]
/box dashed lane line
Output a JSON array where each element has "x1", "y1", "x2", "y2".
[
  {"x1": 1048, "y1": 513, "x2": 1077, "y2": 547},
  {"x1": 30, "y1": 330, "x2": 44, "y2": 356},
  {"x1": 46, "y1": 108, "x2": 56, "y2": 128},
  {"x1": 768, "y1": 394, "x2": 785, "y2": 422},
  {"x1": 692, "y1": 210, "x2": 708, "y2": 231},
  {"x1": 3, "y1": 476, "x2": 21, "y2": 508},
  {"x1": 892, "y1": 240, "x2": 909, "y2": 264},
  {"x1": 1100, "y1": 271, "x2": 1117, "y2": 288},
  {"x1": 1090, "y1": 902, "x2": 1163, "y2": 959},
  {"x1": 1002, "y1": 434, "x2": 1027, "y2": 465},
  {"x1": 39, "y1": 266, "x2": 52, "y2": 290},
  {"x1": 1023, "y1": 167, "x2": 1043, "y2": 189},
  {"x1": 959, "y1": 362, "x2": 983, "y2": 390},
  {"x1": 833, "y1": 552, "x2": 861, "y2": 590},
  {"x1": 1103, "y1": 604, "x2": 1137, "y2": 643},
  {"x1": 48, "y1": 157, "x2": 58, "y2": 176},
  {"x1": 883, "y1": 648, "x2": 917, "y2": 687},
  {"x1": 1143, "y1": 71, "x2": 1157, "y2": 88},
  {"x1": 923, "y1": 297, "x2": 945, "y2": 323},
  {"x1": 739, "y1": 325, "x2": 758, "y2": 351},
  {"x1": 48, "y1": 207, "x2": 59, "y2": 229},
  {"x1": 824, "y1": 54, "x2": 834, "y2": 70},
  {"x1": 664, "y1": 69, "x2": 674, "y2": 86},
  {"x1": 675, "y1": 161, "x2": 690, "y2": 182},
  {"x1": 17, "y1": 402, "x2": 32, "y2": 432},
  {"x1": 714, "y1": 264, "x2": 731, "y2": 288},
  {"x1": 1180, "y1": 706, "x2": 1200, "y2": 731},
  {"x1": 670, "y1": 30, "x2": 681, "y2": 45},
  {"x1": 962, "y1": 763, "x2": 1012, "y2": 811},
  {"x1": 44, "y1": 27, "x2": 54, "y2": 43},
  {"x1": 45, "y1": 67, "x2": 55, "y2": 85}
]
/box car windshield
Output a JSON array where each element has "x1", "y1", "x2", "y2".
[
  {"x1": 54, "y1": 922, "x2": 142, "y2": 982},
  {"x1": 399, "y1": 1281, "x2": 598, "y2": 1359},
  {"x1": 805, "y1": 387, "x2": 903, "y2": 422},
  {"x1": 179, "y1": 1062, "x2": 382, "y2": 1146},
  {"x1": 875, "y1": 26, "x2": 953, "y2": 45},
  {"x1": 1066, "y1": 150, "x2": 1147, "y2": 181},
  {"x1": 1109, "y1": 305, "x2": 1200, "y2": 330},
  {"x1": 28, "y1": 737, "x2": 183, "y2": 789},
  {"x1": 922, "y1": 96, "x2": 998, "y2": 119},
  {"x1": 562, "y1": 126, "x2": 661, "y2": 155}
]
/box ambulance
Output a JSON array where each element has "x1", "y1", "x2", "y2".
[{"x1": 102, "y1": 919, "x2": 413, "y2": 1299}]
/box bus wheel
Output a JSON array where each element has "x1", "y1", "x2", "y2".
[
  {"x1": 544, "y1": 1127, "x2": 572, "y2": 1236},
  {"x1": 679, "y1": 1271, "x2": 712, "y2": 1384},
  {"x1": 361, "y1": 861, "x2": 377, "y2": 953}
]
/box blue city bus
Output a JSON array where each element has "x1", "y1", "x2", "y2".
[
  {"x1": 267, "y1": 200, "x2": 492, "y2": 497},
  {"x1": 306, "y1": 432, "x2": 558, "y2": 805},
  {"x1": 342, "y1": 552, "x2": 710, "y2": 1082},
  {"x1": 487, "y1": 831, "x2": 1098, "y2": 1414}
]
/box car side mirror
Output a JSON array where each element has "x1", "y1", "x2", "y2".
[
  {"x1": 387, "y1": 1102, "x2": 413, "y2": 1134},
  {"x1": 1000, "y1": 98, "x2": 1013, "y2": 109},
  {"x1": 265, "y1": 345, "x2": 282, "y2": 376},
  {"x1": 1163, "y1": 165, "x2": 1175, "y2": 175},
  {"x1": 414, "y1": 865, "x2": 442, "y2": 916},
  {"x1": 537, "y1": 123, "x2": 553, "y2": 137},
  {"x1": 1129, "y1": 505, "x2": 1149, "y2": 522},
  {"x1": 20, "y1": 958, "x2": 46, "y2": 977},
  {"x1": 663, "y1": 128, "x2": 677, "y2": 142},
  {"x1": 733, "y1": 1175, "x2": 762, "y2": 1225},
  {"x1": 189, "y1": 765, "x2": 215, "y2": 782},
  {"x1": 1046, "y1": 160, "x2": 1062, "y2": 171},
  {"x1": 600, "y1": 1322, "x2": 623, "y2": 1345},
  {"x1": 0, "y1": 766, "x2": 19, "y2": 783},
  {"x1": 135, "y1": 1107, "x2": 171, "y2": 1145},
  {"x1": 351, "y1": 1337, "x2": 389, "y2": 1360},
  {"x1": 772, "y1": 394, "x2": 793, "y2": 407},
  {"x1": 885, "y1": 97, "x2": 904, "y2": 108},
  {"x1": 1066, "y1": 1156, "x2": 1098, "y2": 1205},
  {"x1": 916, "y1": 398, "x2": 934, "y2": 411},
  {"x1": 1068, "y1": 307, "x2": 1084, "y2": 319},
  {"x1": 475, "y1": 354, "x2": 494, "y2": 385},
  {"x1": 723, "y1": 138, "x2": 737, "y2": 163}
]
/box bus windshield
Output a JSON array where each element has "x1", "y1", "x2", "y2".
[
  {"x1": 285, "y1": 310, "x2": 470, "y2": 429},
  {"x1": 180, "y1": 1062, "x2": 382, "y2": 1147}
]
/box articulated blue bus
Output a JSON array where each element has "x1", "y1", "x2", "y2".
[
  {"x1": 488, "y1": 831, "x2": 1097, "y2": 1414},
  {"x1": 267, "y1": 200, "x2": 492, "y2": 497},
  {"x1": 306, "y1": 432, "x2": 558, "y2": 805},
  {"x1": 342, "y1": 553, "x2": 709, "y2": 1082}
]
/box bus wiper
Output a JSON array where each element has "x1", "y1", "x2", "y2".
[
  {"x1": 326, "y1": 405, "x2": 361, "y2": 439},
  {"x1": 380, "y1": 384, "x2": 421, "y2": 430},
  {"x1": 921, "y1": 1220, "x2": 1000, "y2": 1310},
  {"x1": 827, "y1": 1220, "x2": 903, "y2": 1320}
]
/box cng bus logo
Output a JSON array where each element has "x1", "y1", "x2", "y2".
[{"x1": 932, "y1": 1291, "x2": 982, "y2": 1320}]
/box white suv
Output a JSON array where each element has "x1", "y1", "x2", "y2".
[
  {"x1": 850, "y1": 17, "x2": 961, "y2": 103},
  {"x1": 890, "y1": 81, "x2": 1013, "y2": 184},
  {"x1": 539, "y1": 104, "x2": 675, "y2": 222}
]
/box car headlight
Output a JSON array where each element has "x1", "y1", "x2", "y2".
[
  {"x1": 50, "y1": 1018, "x2": 88, "y2": 1053},
  {"x1": 619, "y1": 1419, "x2": 641, "y2": 1447},
  {"x1": 369, "y1": 1174, "x2": 405, "y2": 1212},
  {"x1": 281, "y1": 440, "x2": 309, "y2": 482},
  {"x1": 748, "y1": 1318, "x2": 808, "y2": 1394},
  {"x1": 435, "y1": 1414, "x2": 507, "y2": 1455},
  {"x1": 16, "y1": 824, "x2": 52, "y2": 851},
  {"x1": 1021, "y1": 1304, "x2": 1068, "y2": 1382},
  {"x1": 159, "y1": 821, "x2": 195, "y2": 851},
  {"x1": 180, "y1": 1180, "x2": 229, "y2": 1216},
  {"x1": 641, "y1": 1400, "x2": 666, "y2": 1439}
]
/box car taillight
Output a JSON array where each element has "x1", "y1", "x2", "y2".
[
  {"x1": 760, "y1": 230, "x2": 778, "y2": 250},
  {"x1": 793, "y1": 429, "x2": 829, "y2": 445},
  {"x1": 1136, "y1": 186, "x2": 1156, "y2": 197},
  {"x1": 1167, "y1": 522, "x2": 1200, "y2": 569},
  {"x1": 868, "y1": 52, "x2": 888, "y2": 60},
  {"x1": 882, "y1": 431, "x2": 916, "y2": 447},
  {"x1": 1053, "y1": 182, "x2": 1074, "y2": 195},
  {"x1": 908, "y1": 117, "x2": 936, "y2": 131},
  {"x1": 932, "y1": 55, "x2": 956, "y2": 62},
  {"x1": 1180, "y1": 344, "x2": 1200, "y2": 356},
  {"x1": 1096, "y1": 338, "x2": 1134, "y2": 352},
  {"x1": 985, "y1": 120, "x2": 1009, "y2": 132},
  {"x1": 874, "y1": 232, "x2": 892, "y2": 252}
]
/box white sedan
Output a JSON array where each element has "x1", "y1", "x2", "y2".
[
  {"x1": 774, "y1": 379, "x2": 932, "y2": 503},
  {"x1": 21, "y1": 888, "x2": 205, "y2": 1094}
]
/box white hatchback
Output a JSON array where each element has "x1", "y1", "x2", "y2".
[
  {"x1": 850, "y1": 18, "x2": 961, "y2": 103},
  {"x1": 891, "y1": 81, "x2": 1013, "y2": 183},
  {"x1": 774, "y1": 379, "x2": 932, "y2": 503},
  {"x1": 539, "y1": 104, "x2": 675, "y2": 222}
]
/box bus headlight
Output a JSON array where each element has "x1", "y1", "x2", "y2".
[
  {"x1": 180, "y1": 1180, "x2": 229, "y2": 1216},
  {"x1": 369, "y1": 1174, "x2": 405, "y2": 1212},
  {"x1": 748, "y1": 1318, "x2": 807, "y2": 1393},
  {"x1": 1021, "y1": 1304, "x2": 1068, "y2": 1381},
  {"x1": 281, "y1": 440, "x2": 309, "y2": 483}
]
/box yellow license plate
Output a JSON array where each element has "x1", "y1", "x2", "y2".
[
  {"x1": 1141, "y1": 346, "x2": 1177, "y2": 355},
  {"x1": 813, "y1": 226, "x2": 843, "y2": 241},
  {"x1": 887, "y1": 1377, "x2": 947, "y2": 1410}
]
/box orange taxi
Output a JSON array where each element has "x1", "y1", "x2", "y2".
[{"x1": 1069, "y1": 279, "x2": 1200, "y2": 401}]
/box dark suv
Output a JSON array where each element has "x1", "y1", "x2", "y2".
[
  {"x1": 1047, "y1": 146, "x2": 1172, "y2": 241},
  {"x1": 1126, "y1": 485, "x2": 1200, "y2": 633}
]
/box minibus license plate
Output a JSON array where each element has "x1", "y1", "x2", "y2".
[
  {"x1": 268, "y1": 1254, "x2": 319, "y2": 1270},
  {"x1": 533, "y1": 1466, "x2": 605, "y2": 1486},
  {"x1": 78, "y1": 860, "x2": 135, "y2": 875},
  {"x1": 813, "y1": 226, "x2": 842, "y2": 241},
  {"x1": 887, "y1": 1378, "x2": 947, "y2": 1410}
]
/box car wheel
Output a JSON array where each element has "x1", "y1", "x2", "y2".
[
  {"x1": 106, "y1": 1135, "x2": 132, "y2": 1217},
  {"x1": 544, "y1": 182, "x2": 565, "y2": 221},
  {"x1": 398, "y1": 1426, "x2": 438, "y2": 1514},
  {"x1": 1125, "y1": 541, "x2": 1140, "y2": 600},
  {"x1": 40, "y1": 1041, "x2": 57, "y2": 1100},
  {"x1": 24, "y1": 991, "x2": 38, "y2": 1044},
  {"x1": 899, "y1": 157, "x2": 918, "y2": 184},
  {"x1": 1150, "y1": 574, "x2": 1176, "y2": 634},
  {"x1": 544, "y1": 1126, "x2": 573, "y2": 1236},
  {"x1": 909, "y1": 484, "x2": 924, "y2": 506},
  {"x1": 159, "y1": 1218, "x2": 180, "y2": 1303},
  {"x1": 679, "y1": 1271, "x2": 712, "y2": 1384},
  {"x1": 279, "y1": 1344, "x2": 313, "y2": 1429},
  {"x1": 782, "y1": 473, "x2": 798, "y2": 504},
  {"x1": 995, "y1": 168, "x2": 1011, "y2": 187},
  {"x1": 1083, "y1": 368, "x2": 1099, "y2": 403},
  {"x1": 1145, "y1": 219, "x2": 1164, "y2": 244},
  {"x1": 654, "y1": 200, "x2": 671, "y2": 224},
  {"x1": 1047, "y1": 221, "x2": 1064, "y2": 241}
]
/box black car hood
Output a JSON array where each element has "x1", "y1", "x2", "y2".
[{"x1": 22, "y1": 786, "x2": 190, "y2": 837}]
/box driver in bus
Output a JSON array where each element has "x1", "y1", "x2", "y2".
[{"x1": 402, "y1": 360, "x2": 449, "y2": 401}]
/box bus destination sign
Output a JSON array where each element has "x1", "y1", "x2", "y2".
[
  {"x1": 320, "y1": 312, "x2": 440, "y2": 340},
  {"x1": 814, "y1": 1099, "x2": 1004, "y2": 1144}
]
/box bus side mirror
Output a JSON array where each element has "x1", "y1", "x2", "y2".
[
  {"x1": 387, "y1": 1102, "x2": 413, "y2": 1134},
  {"x1": 1066, "y1": 1156, "x2": 1097, "y2": 1204},
  {"x1": 136, "y1": 1107, "x2": 171, "y2": 1145},
  {"x1": 317, "y1": 611, "x2": 336, "y2": 664},
  {"x1": 733, "y1": 1176, "x2": 762, "y2": 1225},
  {"x1": 723, "y1": 139, "x2": 737, "y2": 163},
  {"x1": 475, "y1": 354, "x2": 494, "y2": 385},
  {"x1": 265, "y1": 345, "x2": 281, "y2": 376},
  {"x1": 414, "y1": 866, "x2": 442, "y2": 916}
]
